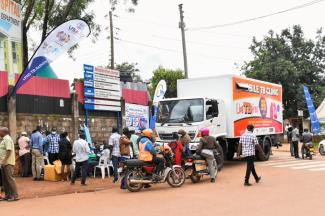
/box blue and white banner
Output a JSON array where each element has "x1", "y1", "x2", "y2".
[
  {"x1": 303, "y1": 86, "x2": 321, "y2": 134},
  {"x1": 150, "y1": 80, "x2": 167, "y2": 130},
  {"x1": 14, "y1": 19, "x2": 90, "y2": 92}
]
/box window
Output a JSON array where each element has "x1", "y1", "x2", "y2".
[
  {"x1": 206, "y1": 100, "x2": 219, "y2": 119},
  {"x1": 11, "y1": 42, "x2": 17, "y2": 63}
]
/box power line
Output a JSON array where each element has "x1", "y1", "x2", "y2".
[
  {"x1": 151, "y1": 35, "x2": 248, "y2": 50},
  {"x1": 116, "y1": 39, "x2": 244, "y2": 61},
  {"x1": 189, "y1": 0, "x2": 325, "y2": 31}
]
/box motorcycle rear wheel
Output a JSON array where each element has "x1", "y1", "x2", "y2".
[
  {"x1": 319, "y1": 145, "x2": 325, "y2": 156},
  {"x1": 190, "y1": 172, "x2": 201, "y2": 183},
  {"x1": 167, "y1": 167, "x2": 186, "y2": 188},
  {"x1": 125, "y1": 170, "x2": 144, "y2": 192}
]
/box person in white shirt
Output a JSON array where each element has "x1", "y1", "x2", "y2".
[
  {"x1": 108, "y1": 127, "x2": 121, "y2": 183},
  {"x1": 71, "y1": 133, "x2": 90, "y2": 186}
]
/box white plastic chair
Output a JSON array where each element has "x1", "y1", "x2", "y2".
[{"x1": 93, "y1": 156, "x2": 110, "y2": 179}]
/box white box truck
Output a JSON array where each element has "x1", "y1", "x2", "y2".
[{"x1": 155, "y1": 75, "x2": 283, "y2": 162}]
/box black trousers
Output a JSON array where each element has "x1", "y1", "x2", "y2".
[
  {"x1": 20, "y1": 153, "x2": 31, "y2": 177},
  {"x1": 152, "y1": 157, "x2": 164, "y2": 175},
  {"x1": 71, "y1": 160, "x2": 88, "y2": 184},
  {"x1": 292, "y1": 141, "x2": 299, "y2": 158},
  {"x1": 48, "y1": 153, "x2": 59, "y2": 165},
  {"x1": 245, "y1": 156, "x2": 258, "y2": 183}
]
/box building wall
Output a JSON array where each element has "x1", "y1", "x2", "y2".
[{"x1": 0, "y1": 112, "x2": 117, "y2": 143}]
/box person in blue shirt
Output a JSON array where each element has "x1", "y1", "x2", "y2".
[{"x1": 30, "y1": 126, "x2": 44, "y2": 181}]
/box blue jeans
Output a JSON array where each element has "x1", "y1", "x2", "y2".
[{"x1": 119, "y1": 157, "x2": 128, "y2": 189}]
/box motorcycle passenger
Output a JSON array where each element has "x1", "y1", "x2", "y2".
[
  {"x1": 178, "y1": 129, "x2": 192, "y2": 157},
  {"x1": 196, "y1": 128, "x2": 217, "y2": 183},
  {"x1": 168, "y1": 132, "x2": 183, "y2": 166},
  {"x1": 301, "y1": 128, "x2": 313, "y2": 152},
  {"x1": 139, "y1": 129, "x2": 164, "y2": 180}
]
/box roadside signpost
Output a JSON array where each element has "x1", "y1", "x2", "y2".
[{"x1": 83, "y1": 64, "x2": 121, "y2": 127}]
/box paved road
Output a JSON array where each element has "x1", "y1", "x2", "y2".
[{"x1": 1, "y1": 150, "x2": 324, "y2": 216}]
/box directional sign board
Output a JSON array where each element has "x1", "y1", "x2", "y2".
[{"x1": 83, "y1": 64, "x2": 121, "y2": 111}]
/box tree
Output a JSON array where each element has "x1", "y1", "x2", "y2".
[
  {"x1": 115, "y1": 62, "x2": 142, "y2": 82},
  {"x1": 20, "y1": 0, "x2": 138, "y2": 66},
  {"x1": 242, "y1": 25, "x2": 325, "y2": 118},
  {"x1": 149, "y1": 66, "x2": 185, "y2": 99}
]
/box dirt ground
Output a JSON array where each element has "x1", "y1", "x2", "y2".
[{"x1": 1, "y1": 144, "x2": 325, "y2": 216}]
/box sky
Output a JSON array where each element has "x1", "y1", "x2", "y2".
[{"x1": 50, "y1": 0, "x2": 325, "y2": 84}]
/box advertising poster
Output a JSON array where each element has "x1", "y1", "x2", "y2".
[
  {"x1": 232, "y1": 77, "x2": 283, "y2": 137},
  {"x1": 125, "y1": 103, "x2": 149, "y2": 131},
  {"x1": 0, "y1": 0, "x2": 22, "y2": 85}
]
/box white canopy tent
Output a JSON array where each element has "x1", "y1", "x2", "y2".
[{"x1": 316, "y1": 99, "x2": 325, "y2": 122}]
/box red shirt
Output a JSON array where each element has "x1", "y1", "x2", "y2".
[{"x1": 168, "y1": 141, "x2": 183, "y2": 165}]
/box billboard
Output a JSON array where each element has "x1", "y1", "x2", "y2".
[
  {"x1": 125, "y1": 103, "x2": 149, "y2": 131},
  {"x1": 232, "y1": 77, "x2": 283, "y2": 137},
  {"x1": 0, "y1": 0, "x2": 22, "y2": 85},
  {"x1": 83, "y1": 64, "x2": 121, "y2": 111}
]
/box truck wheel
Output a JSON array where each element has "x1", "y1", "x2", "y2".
[
  {"x1": 215, "y1": 143, "x2": 224, "y2": 171},
  {"x1": 262, "y1": 138, "x2": 271, "y2": 161}
]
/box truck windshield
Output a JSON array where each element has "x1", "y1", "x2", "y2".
[{"x1": 157, "y1": 99, "x2": 204, "y2": 123}]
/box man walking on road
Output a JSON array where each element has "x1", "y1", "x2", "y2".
[
  {"x1": 291, "y1": 125, "x2": 300, "y2": 158},
  {"x1": 0, "y1": 127, "x2": 19, "y2": 201},
  {"x1": 71, "y1": 133, "x2": 90, "y2": 186},
  {"x1": 30, "y1": 126, "x2": 44, "y2": 181},
  {"x1": 239, "y1": 124, "x2": 261, "y2": 186}
]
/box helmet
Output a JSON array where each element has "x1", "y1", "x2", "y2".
[
  {"x1": 142, "y1": 129, "x2": 153, "y2": 138},
  {"x1": 200, "y1": 128, "x2": 210, "y2": 137}
]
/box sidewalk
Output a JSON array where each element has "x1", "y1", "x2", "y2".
[{"x1": 12, "y1": 177, "x2": 117, "y2": 199}]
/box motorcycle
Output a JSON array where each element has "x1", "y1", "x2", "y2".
[
  {"x1": 319, "y1": 140, "x2": 325, "y2": 156},
  {"x1": 301, "y1": 143, "x2": 315, "y2": 160},
  {"x1": 184, "y1": 150, "x2": 218, "y2": 183},
  {"x1": 123, "y1": 152, "x2": 186, "y2": 192}
]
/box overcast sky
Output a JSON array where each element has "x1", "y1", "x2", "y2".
[{"x1": 50, "y1": 0, "x2": 325, "y2": 83}]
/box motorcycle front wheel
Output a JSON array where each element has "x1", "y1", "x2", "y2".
[
  {"x1": 167, "y1": 167, "x2": 186, "y2": 188},
  {"x1": 125, "y1": 170, "x2": 144, "y2": 192}
]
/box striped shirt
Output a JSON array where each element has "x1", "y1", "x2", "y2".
[{"x1": 239, "y1": 131, "x2": 258, "y2": 157}]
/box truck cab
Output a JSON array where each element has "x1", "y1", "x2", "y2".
[{"x1": 155, "y1": 97, "x2": 227, "y2": 150}]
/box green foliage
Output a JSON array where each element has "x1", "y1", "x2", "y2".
[
  {"x1": 115, "y1": 62, "x2": 142, "y2": 82},
  {"x1": 149, "y1": 66, "x2": 185, "y2": 99},
  {"x1": 242, "y1": 25, "x2": 325, "y2": 118}
]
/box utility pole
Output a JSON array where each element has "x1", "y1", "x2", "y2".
[
  {"x1": 178, "y1": 4, "x2": 188, "y2": 78},
  {"x1": 109, "y1": 11, "x2": 114, "y2": 69}
]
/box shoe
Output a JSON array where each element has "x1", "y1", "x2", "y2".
[
  {"x1": 70, "y1": 182, "x2": 75, "y2": 185},
  {"x1": 6, "y1": 197, "x2": 19, "y2": 202},
  {"x1": 113, "y1": 179, "x2": 118, "y2": 183},
  {"x1": 0, "y1": 196, "x2": 8, "y2": 201},
  {"x1": 33, "y1": 178, "x2": 38, "y2": 181},
  {"x1": 255, "y1": 177, "x2": 261, "y2": 183},
  {"x1": 210, "y1": 178, "x2": 216, "y2": 183},
  {"x1": 81, "y1": 183, "x2": 87, "y2": 186},
  {"x1": 244, "y1": 182, "x2": 252, "y2": 186},
  {"x1": 144, "y1": 184, "x2": 151, "y2": 188}
]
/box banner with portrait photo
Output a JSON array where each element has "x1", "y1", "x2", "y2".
[{"x1": 125, "y1": 103, "x2": 149, "y2": 131}]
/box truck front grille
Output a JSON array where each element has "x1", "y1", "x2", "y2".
[{"x1": 159, "y1": 133, "x2": 196, "y2": 141}]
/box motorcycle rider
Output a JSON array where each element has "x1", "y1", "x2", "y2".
[
  {"x1": 301, "y1": 128, "x2": 313, "y2": 153},
  {"x1": 196, "y1": 128, "x2": 217, "y2": 183},
  {"x1": 138, "y1": 129, "x2": 164, "y2": 180}
]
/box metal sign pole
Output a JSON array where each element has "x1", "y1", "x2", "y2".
[{"x1": 85, "y1": 109, "x2": 89, "y2": 127}]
